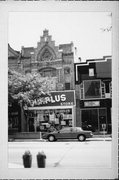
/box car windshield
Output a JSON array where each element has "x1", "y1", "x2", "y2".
[{"x1": 59, "y1": 127, "x2": 83, "y2": 133}]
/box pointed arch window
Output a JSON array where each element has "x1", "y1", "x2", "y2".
[{"x1": 40, "y1": 48, "x2": 53, "y2": 61}]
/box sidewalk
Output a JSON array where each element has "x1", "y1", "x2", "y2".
[{"x1": 8, "y1": 139, "x2": 111, "y2": 169}]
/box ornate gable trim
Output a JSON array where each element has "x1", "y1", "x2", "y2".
[{"x1": 37, "y1": 45, "x2": 56, "y2": 61}]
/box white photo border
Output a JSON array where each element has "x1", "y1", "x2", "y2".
[{"x1": 0, "y1": 1, "x2": 118, "y2": 179}]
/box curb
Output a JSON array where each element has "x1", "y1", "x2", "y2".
[{"x1": 9, "y1": 137, "x2": 112, "y2": 142}]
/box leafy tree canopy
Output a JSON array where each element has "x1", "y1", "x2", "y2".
[{"x1": 8, "y1": 69, "x2": 57, "y2": 107}]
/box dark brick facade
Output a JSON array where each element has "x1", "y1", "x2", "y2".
[{"x1": 74, "y1": 57, "x2": 112, "y2": 134}]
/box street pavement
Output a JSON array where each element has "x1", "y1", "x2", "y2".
[{"x1": 8, "y1": 137, "x2": 112, "y2": 169}]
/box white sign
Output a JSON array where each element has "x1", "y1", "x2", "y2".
[
  {"x1": 102, "y1": 124, "x2": 106, "y2": 130},
  {"x1": 84, "y1": 101, "x2": 100, "y2": 107},
  {"x1": 89, "y1": 68, "x2": 94, "y2": 76},
  {"x1": 105, "y1": 93, "x2": 110, "y2": 98}
]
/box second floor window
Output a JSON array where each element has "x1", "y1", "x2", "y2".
[
  {"x1": 40, "y1": 69, "x2": 56, "y2": 77},
  {"x1": 65, "y1": 83, "x2": 70, "y2": 90},
  {"x1": 84, "y1": 80, "x2": 101, "y2": 99},
  {"x1": 80, "y1": 80, "x2": 106, "y2": 100}
]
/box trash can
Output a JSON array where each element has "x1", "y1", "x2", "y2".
[
  {"x1": 37, "y1": 151, "x2": 46, "y2": 168},
  {"x1": 22, "y1": 151, "x2": 32, "y2": 168}
]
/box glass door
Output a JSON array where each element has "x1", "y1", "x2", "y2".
[{"x1": 81, "y1": 109, "x2": 98, "y2": 132}]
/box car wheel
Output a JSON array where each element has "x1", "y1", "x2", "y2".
[
  {"x1": 48, "y1": 135, "x2": 55, "y2": 142},
  {"x1": 78, "y1": 135, "x2": 86, "y2": 142}
]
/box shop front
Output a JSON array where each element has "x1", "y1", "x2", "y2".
[
  {"x1": 80, "y1": 99, "x2": 111, "y2": 133},
  {"x1": 8, "y1": 102, "x2": 21, "y2": 134},
  {"x1": 27, "y1": 90, "x2": 76, "y2": 132}
]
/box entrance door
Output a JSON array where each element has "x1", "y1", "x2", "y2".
[
  {"x1": 29, "y1": 118, "x2": 34, "y2": 132},
  {"x1": 81, "y1": 108, "x2": 107, "y2": 133},
  {"x1": 81, "y1": 109, "x2": 98, "y2": 132},
  {"x1": 99, "y1": 108, "x2": 107, "y2": 131}
]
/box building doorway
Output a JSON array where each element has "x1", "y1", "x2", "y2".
[{"x1": 81, "y1": 108, "x2": 107, "y2": 133}]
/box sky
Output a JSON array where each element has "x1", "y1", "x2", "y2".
[{"x1": 8, "y1": 12, "x2": 112, "y2": 62}]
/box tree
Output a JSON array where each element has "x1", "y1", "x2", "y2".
[{"x1": 8, "y1": 69, "x2": 57, "y2": 107}]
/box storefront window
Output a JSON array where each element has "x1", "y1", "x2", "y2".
[
  {"x1": 8, "y1": 115, "x2": 19, "y2": 133},
  {"x1": 8, "y1": 116, "x2": 19, "y2": 129},
  {"x1": 81, "y1": 108, "x2": 107, "y2": 132},
  {"x1": 28, "y1": 108, "x2": 73, "y2": 132}
]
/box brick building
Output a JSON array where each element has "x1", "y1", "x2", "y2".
[
  {"x1": 9, "y1": 29, "x2": 75, "y2": 90},
  {"x1": 8, "y1": 29, "x2": 76, "y2": 134}
]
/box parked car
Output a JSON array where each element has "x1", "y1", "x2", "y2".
[{"x1": 42, "y1": 127, "x2": 93, "y2": 142}]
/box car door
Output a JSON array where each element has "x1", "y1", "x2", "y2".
[
  {"x1": 56, "y1": 127, "x2": 72, "y2": 139},
  {"x1": 70, "y1": 127, "x2": 78, "y2": 138}
]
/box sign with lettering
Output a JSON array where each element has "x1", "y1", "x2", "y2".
[
  {"x1": 84, "y1": 101, "x2": 100, "y2": 107},
  {"x1": 30, "y1": 90, "x2": 75, "y2": 107}
]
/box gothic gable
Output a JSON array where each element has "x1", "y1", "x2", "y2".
[
  {"x1": 37, "y1": 45, "x2": 56, "y2": 61},
  {"x1": 36, "y1": 29, "x2": 62, "y2": 61}
]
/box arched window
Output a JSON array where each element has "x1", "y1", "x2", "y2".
[{"x1": 39, "y1": 68, "x2": 56, "y2": 77}]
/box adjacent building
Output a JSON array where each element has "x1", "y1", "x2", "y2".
[{"x1": 75, "y1": 57, "x2": 112, "y2": 133}]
